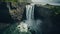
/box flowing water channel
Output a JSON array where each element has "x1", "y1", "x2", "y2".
[{"x1": 16, "y1": 3, "x2": 42, "y2": 34}]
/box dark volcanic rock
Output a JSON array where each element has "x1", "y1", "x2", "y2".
[
  {"x1": 0, "y1": 2, "x2": 14, "y2": 23},
  {"x1": 34, "y1": 5, "x2": 60, "y2": 34},
  {"x1": 34, "y1": 5, "x2": 53, "y2": 19}
]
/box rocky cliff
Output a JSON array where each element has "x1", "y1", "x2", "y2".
[{"x1": 0, "y1": 2, "x2": 25, "y2": 34}]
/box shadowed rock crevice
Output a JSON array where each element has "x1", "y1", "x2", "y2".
[{"x1": 0, "y1": 2, "x2": 14, "y2": 23}]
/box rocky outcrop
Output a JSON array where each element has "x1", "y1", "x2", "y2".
[
  {"x1": 7, "y1": 2, "x2": 25, "y2": 22},
  {"x1": 0, "y1": 2, "x2": 25, "y2": 33},
  {"x1": 0, "y1": 2, "x2": 25, "y2": 23}
]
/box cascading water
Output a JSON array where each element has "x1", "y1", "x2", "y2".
[
  {"x1": 17, "y1": 4, "x2": 36, "y2": 33},
  {"x1": 26, "y1": 4, "x2": 34, "y2": 20},
  {"x1": 17, "y1": 3, "x2": 42, "y2": 34},
  {"x1": 25, "y1": 4, "x2": 42, "y2": 34},
  {"x1": 25, "y1": 4, "x2": 35, "y2": 27},
  {"x1": 3, "y1": 3, "x2": 42, "y2": 34}
]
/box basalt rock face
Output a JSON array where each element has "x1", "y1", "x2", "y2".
[
  {"x1": 34, "y1": 5, "x2": 60, "y2": 34},
  {"x1": 0, "y1": 2, "x2": 14, "y2": 23},
  {"x1": 0, "y1": 2, "x2": 13, "y2": 34},
  {"x1": 34, "y1": 5, "x2": 53, "y2": 34},
  {"x1": 34, "y1": 5, "x2": 53, "y2": 19}
]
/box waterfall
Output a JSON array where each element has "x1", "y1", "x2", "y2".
[
  {"x1": 16, "y1": 3, "x2": 42, "y2": 34},
  {"x1": 26, "y1": 4, "x2": 34, "y2": 20},
  {"x1": 3, "y1": 3, "x2": 42, "y2": 34},
  {"x1": 25, "y1": 4, "x2": 35, "y2": 27},
  {"x1": 25, "y1": 4, "x2": 42, "y2": 34}
]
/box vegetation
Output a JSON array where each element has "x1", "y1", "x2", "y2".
[{"x1": 44, "y1": 4, "x2": 60, "y2": 16}]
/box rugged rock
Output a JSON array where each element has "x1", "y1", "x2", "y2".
[
  {"x1": 0, "y1": 2, "x2": 25, "y2": 34},
  {"x1": 34, "y1": 4, "x2": 60, "y2": 34},
  {"x1": 7, "y1": 2, "x2": 25, "y2": 22}
]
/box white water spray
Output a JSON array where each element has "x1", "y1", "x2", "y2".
[
  {"x1": 17, "y1": 3, "x2": 42, "y2": 34},
  {"x1": 25, "y1": 4, "x2": 35, "y2": 27},
  {"x1": 17, "y1": 4, "x2": 35, "y2": 33},
  {"x1": 25, "y1": 4, "x2": 42, "y2": 34}
]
